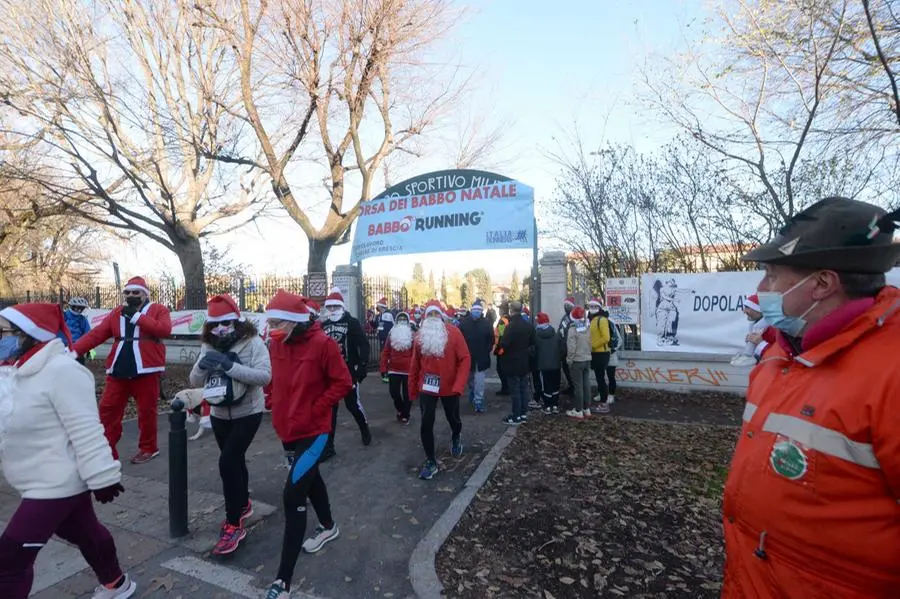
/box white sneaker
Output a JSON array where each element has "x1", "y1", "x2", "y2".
[
  {"x1": 582, "y1": 409, "x2": 593, "y2": 418},
  {"x1": 566, "y1": 409, "x2": 584, "y2": 420},
  {"x1": 91, "y1": 574, "x2": 137, "y2": 599},
  {"x1": 608, "y1": 395, "x2": 616, "y2": 405},
  {"x1": 592, "y1": 394, "x2": 602, "y2": 402},
  {"x1": 264, "y1": 579, "x2": 290, "y2": 599},
  {"x1": 302, "y1": 524, "x2": 340, "y2": 553}
]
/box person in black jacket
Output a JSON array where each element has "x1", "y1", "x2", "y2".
[
  {"x1": 320, "y1": 288, "x2": 372, "y2": 459},
  {"x1": 499, "y1": 301, "x2": 535, "y2": 425},
  {"x1": 458, "y1": 302, "x2": 494, "y2": 412}
]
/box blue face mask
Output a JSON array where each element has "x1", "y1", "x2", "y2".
[
  {"x1": 471, "y1": 310, "x2": 483, "y2": 319},
  {"x1": 0, "y1": 336, "x2": 21, "y2": 361},
  {"x1": 757, "y1": 274, "x2": 819, "y2": 337}
]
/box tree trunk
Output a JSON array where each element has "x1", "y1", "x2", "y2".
[
  {"x1": 308, "y1": 236, "x2": 338, "y2": 274},
  {"x1": 173, "y1": 236, "x2": 207, "y2": 310},
  {"x1": 0, "y1": 269, "x2": 14, "y2": 298}
]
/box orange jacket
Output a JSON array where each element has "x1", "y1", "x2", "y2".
[
  {"x1": 722, "y1": 286, "x2": 900, "y2": 598},
  {"x1": 408, "y1": 324, "x2": 471, "y2": 398}
]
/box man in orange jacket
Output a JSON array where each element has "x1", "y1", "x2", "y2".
[
  {"x1": 722, "y1": 197, "x2": 900, "y2": 598},
  {"x1": 74, "y1": 276, "x2": 172, "y2": 464}
]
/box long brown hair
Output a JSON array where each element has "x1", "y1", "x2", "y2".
[{"x1": 200, "y1": 319, "x2": 259, "y2": 346}]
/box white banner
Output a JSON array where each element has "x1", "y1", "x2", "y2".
[
  {"x1": 641, "y1": 268, "x2": 900, "y2": 354},
  {"x1": 85, "y1": 309, "x2": 266, "y2": 336},
  {"x1": 605, "y1": 277, "x2": 640, "y2": 325}
]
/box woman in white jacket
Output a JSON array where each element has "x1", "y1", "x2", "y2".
[
  {"x1": 189, "y1": 294, "x2": 271, "y2": 556},
  {"x1": 0, "y1": 303, "x2": 136, "y2": 599}
]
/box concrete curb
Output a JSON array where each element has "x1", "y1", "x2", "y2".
[{"x1": 409, "y1": 425, "x2": 518, "y2": 599}]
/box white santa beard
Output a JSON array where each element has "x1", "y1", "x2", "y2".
[
  {"x1": 418, "y1": 318, "x2": 448, "y2": 357},
  {"x1": 390, "y1": 324, "x2": 413, "y2": 351}
]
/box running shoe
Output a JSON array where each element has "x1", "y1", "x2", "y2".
[
  {"x1": 264, "y1": 580, "x2": 290, "y2": 599},
  {"x1": 90, "y1": 574, "x2": 136, "y2": 599},
  {"x1": 361, "y1": 425, "x2": 372, "y2": 446},
  {"x1": 503, "y1": 415, "x2": 520, "y2": 426},
  {"x1": 212, "y1": 523, "x2": 246, "y2": 555},
  {"x1": 542, "y1": 406, "x2": 552, "y2": 415},
  {"x1": 240, "y1": 500, "x2": 253, "y2": 527},
  {"x1": 302, "y1": 524, "x2": 340, "y2": 553},
  {"x1": 566, "y1": 409, "x2": 584, "y2": 420},
  {"x1": 130, "y1": 451, "x2": 159, "y2": 465},
  {"x1": 419, "y1": 460, "x2": 439, "y2": 480},
  {"x1": 451, "y1": 437, "x2": 463, "y2": 458},
  {"x1": 551, "y1": 406, "x2": 560, "y2": 415}
]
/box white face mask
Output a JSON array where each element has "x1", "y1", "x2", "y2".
[{"x1": 327, "y1": 308, "x2": 344, "y2": 322}]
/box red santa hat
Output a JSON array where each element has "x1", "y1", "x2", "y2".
[
  {"x1": 306, "y1": 300, "x2": 321, "y2": 316},
  {"x1": 446, "y1": 307, "x2": 457, "y2": 319},
  {"x1": 536, "y1": 312, "x2": 550, "y2": 325},
  {"x1": 522, "y1": 305, "x2": 530, "y2": 316},
  {"x1": 206, "y1": 294, "x2": 243, "y2": 323},
  {"x1": 124, "y1": 275, "x2": 150, "y2": 295},
  {"x1": 564, "y1": 297, "x2": 576, "y2": 307},
  {"x1": 744, "y1": 294, "x2": 760, "y2": 312},
  {"x1": 0, "y1": 302, "x2": 72, "y2": 346},
  {"x1": 571, "y1": 306, "x2": 586, "y2": 319},
  {"x1": 588, "y1": 297, "x2": 603, "y2": 308},
  {"x1": 265, "y1": 290, "x2": 311, "y2": 322},
  {"x1": 396, "y1": 311, "x2": 411, "y2": 323},
  {"x1": 423, "y1": 299, "x2": 444, "y2": 317},
  {"x1": 324, "y1": 287, "x2": 345, "y2": 308},
  {"x1": 376, "y1": 297, "x2": 388, "y2": 309}
]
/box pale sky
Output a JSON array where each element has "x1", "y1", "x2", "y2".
[{"x1": 114, "y1": 0, "x2": 704, "y2": 285}]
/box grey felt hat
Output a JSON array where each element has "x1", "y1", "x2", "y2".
[{"x1": 741, "y1": 197, "x2": 900, "y2": 273}]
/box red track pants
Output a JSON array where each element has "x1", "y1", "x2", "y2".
[{"x1": 99, "y1": 374, "x2": 160, "y2": 459}]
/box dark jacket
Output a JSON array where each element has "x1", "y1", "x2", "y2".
[
  {"x1": 458, "y1": 315, "x2": 494, "y2": 372},
  {"x1": 535, "y1": 324, "x2": 562, "y2": 371},
  {"x1": 499, "y1": 314, "x2": 534, "y2": 376},
  {"x1": 321, "y1": 313, "x2": 370, "y2": 383}
]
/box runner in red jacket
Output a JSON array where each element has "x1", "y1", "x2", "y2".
[
  {"x1": 73, "y1": 276, "x2": 172, "y2": 464},
  {"x1": 379, "y1": 311, "x2": 414, "y2": 424},
  {"x1": 408, "y1": 300, "x2": 471, "y2": 481},
  {"x1": 263, "y1": 291, "x2": 352, "y2": 599}
]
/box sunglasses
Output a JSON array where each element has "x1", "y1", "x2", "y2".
[
  {"x1": 122, "y1": 290, "x2": 143, "y2": 296},
  {"x1": 70, "y1": 306, "x2": 85, "y2": 313}
]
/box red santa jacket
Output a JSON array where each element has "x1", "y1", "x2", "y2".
[
  {"x1": 379, "y1": 336, "x2": 413, "y2": 375},
  {"x1": 268, "y1": 322, "x2": 353, "y2": 443},
  {"x1": 73, "y1": 303, "x2": 172, "y2": 375},
  {"x1": 408, "y1": 324, "x2": 471, "y2": 398}
]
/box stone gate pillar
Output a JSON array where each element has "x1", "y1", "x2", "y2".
[
  {"x1": 539, "y1": 251, "x2": 567, "y2": 327},
  {"x1": 332, "y1": 264, "x2": 362, "y2": 319}
]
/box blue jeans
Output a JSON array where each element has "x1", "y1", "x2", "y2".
[
  {"x1": 467, "y1": 370, "x2": 486, "y2": 407},
  {"x1": 507, "y1": 375, "x2": 529, "y2": 418}
]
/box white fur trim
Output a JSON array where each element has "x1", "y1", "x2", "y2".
[
  {"x1": 129, "y1": 311, "x2": 142, "y2": 325},
  {"x1": 0, "y1": 307, "x2": 55, "y2": 342},
  {"x1": 324, "y1": 298, "x2": 344, "y2": 307},
  {"x1": 744, "y1": 299, "x2": 760, "y2": 312},
  {"x1": 206, "y1": 312, "x2": 242, "y2": 323},
  {"x1": 381, "y1": 312, "x2": 394, "y2": 323},
  {"x1": 123, "y1": 283, "x2": 150, "y2": 295},
  {"x1": 424, "y1": 305, "x2": 443, "y2": 317},
  {"x1": 587, "y1": 298, "x2": 602, "y2": 307},
  {"x1": 265, "y1": 309, "x2": 310, "y2": 322}
]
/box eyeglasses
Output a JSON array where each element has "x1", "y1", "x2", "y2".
[{"x1": 122, "y1": 290, "x2": 142, "y2": 296}]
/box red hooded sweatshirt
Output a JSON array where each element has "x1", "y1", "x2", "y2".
[
  {"x1": 408, "y1": 323, "x2": 471, "y2": 398},
  {"x1": 268, "y1": 321, "x2": 353, "y2": 443}
]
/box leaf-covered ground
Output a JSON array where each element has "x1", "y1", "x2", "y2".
[{"x1": 437, "y1": 414, "x2": 740, "y2": 598}]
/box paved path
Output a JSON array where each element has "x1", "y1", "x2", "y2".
[{"x1": 0, "y1": 375, "x2": 510, "y2": 598}]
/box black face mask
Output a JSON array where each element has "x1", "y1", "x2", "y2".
[
  {"x1": 286, "y1": 321, "x2": 313, "y2": 342},
  {"x1": 211, "y1": 333, "x2": 238, "y2": 351},
  {"x1": 565, "y1": 306, "x2": 573, "y2": 315},
  {"x1": 125, "y1": 297, "x2": 143, "y2": 308}
]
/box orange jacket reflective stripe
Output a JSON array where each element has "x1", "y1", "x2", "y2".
[{"x1": 722, "y1": 286, "x2": 900, "y2": 598}]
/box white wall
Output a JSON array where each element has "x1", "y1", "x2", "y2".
[{"x1": 615, "y1": 350, "x2": 748, "y2": 395}]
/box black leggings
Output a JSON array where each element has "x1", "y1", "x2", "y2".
[
  {"x1": 325, "y1": 385, "x2": 368, "y2": 451},
  {"x1": 590, "y1": 352, "x2": 610, "y2": 403},
  {"x1": 606, "y1": 365, "x2": 617, "y2": 395},
  {"x1": 419, "y1": 395, "x2": 462, "y2": 462},
  {"x1": 388, "y1": 374, "x2": 411, "y2": 419},
  {"x1": 278, "y1": 434, "x2": 334, "y2": 590},
  {"x1": 211, "y1": 413, "x2": 262, "y2": 526}
]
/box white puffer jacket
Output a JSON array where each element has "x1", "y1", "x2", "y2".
[{"x1": 0, "y1": 339, "x2": 121, "y2": 499}]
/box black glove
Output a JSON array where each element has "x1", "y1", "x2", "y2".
[
  {"x1": 201, "y1": 350, "x2": 233, "y2": 371},
  {"x1": 122, "y1": 305, "x2": 137, "y2": 318},
  {"x1": 93, "y1": 483, "x2": 125, "y2": 504}
]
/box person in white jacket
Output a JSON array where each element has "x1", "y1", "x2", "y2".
[
  {"x1": 0, "y1": 303, "x2": 136, "y2": 599},
  {"x1": 189, "y1": 294, "x2": 271, "y2": 556}
]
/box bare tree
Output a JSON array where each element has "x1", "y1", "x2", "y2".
[
  {"x1": 641, "y1": 0, "x2": 897, "y2": 232},
  {"x1": 0, "y1": 0, "x2": 270, "y2": 306},
  {"x1": 194, "y1": 0, "x2": 466, "y2": 272}
]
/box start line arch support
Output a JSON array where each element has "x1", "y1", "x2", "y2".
[{"x1": 347, "y1": 169, "x2": 540, "y2": 314}]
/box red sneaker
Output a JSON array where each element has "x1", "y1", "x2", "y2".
[
  {"x1": 211, "y1": 523, "x2": 246, "y2": 555},
  {"x1": 239, "y1": 500, "x2": 253, "y2": 527},
  {"x1": 130, "y1": 451, "x2": 160, "y2": 465}
]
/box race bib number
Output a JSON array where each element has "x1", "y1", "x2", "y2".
[
  {"x1": 423, "y1": 374, "x2": 441, "y2": 394},
  {"x1": 203, "y1": 373, "x2": 228, "y2": 401}
]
